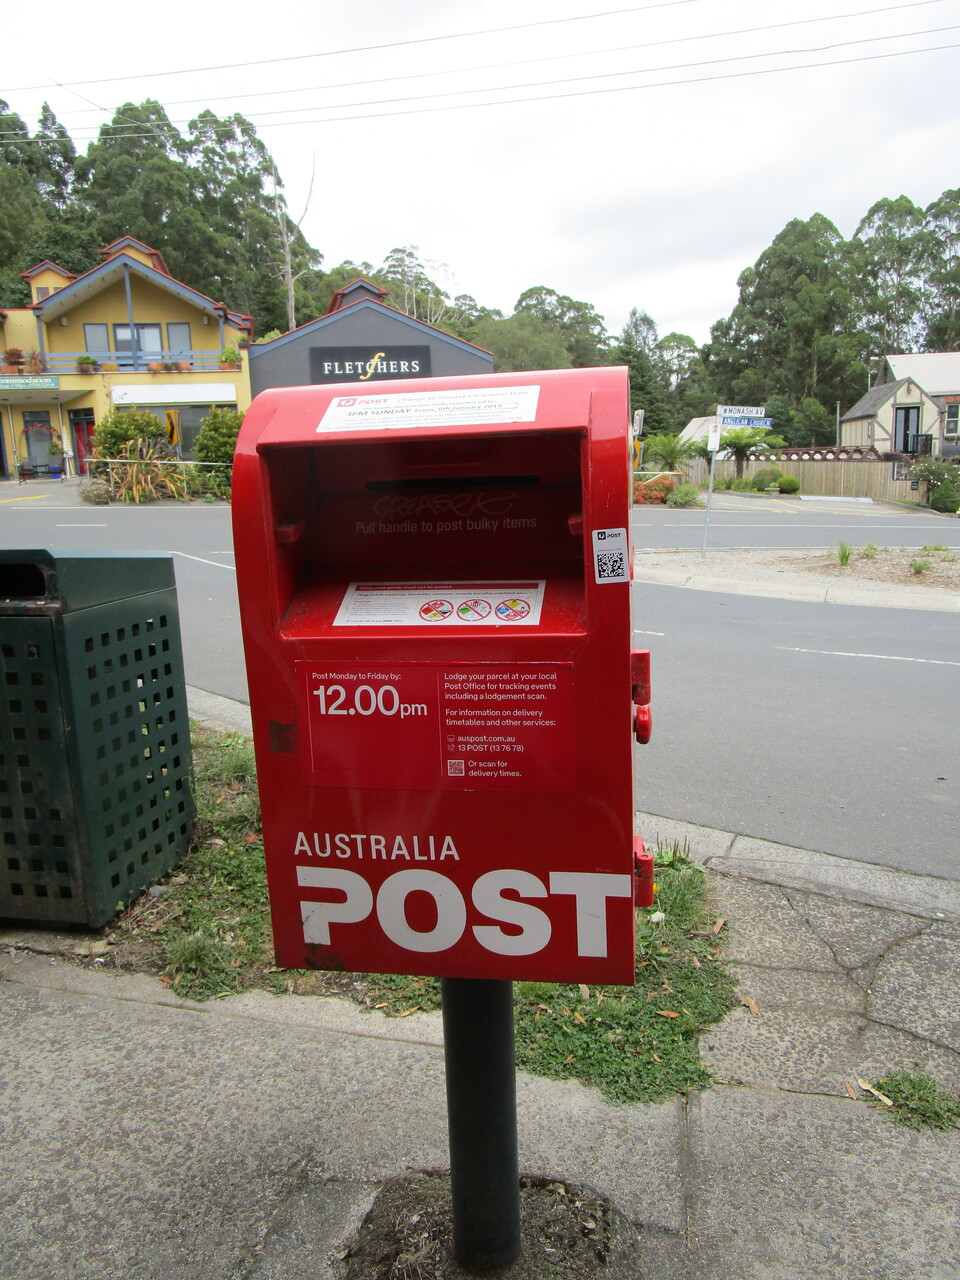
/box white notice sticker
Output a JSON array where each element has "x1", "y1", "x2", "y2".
[
  {"x1": 317, "y1": 385, "x2": 540, "y2": 432},
  {"x1": 592, "y1": 528, "x2": 629, "y2": 583},
  {"x1": 334, "y1": 581, "x2": 546, "y2": 626}
]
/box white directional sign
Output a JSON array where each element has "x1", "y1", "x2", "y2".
[
  {"x1": 719, "y1": 416, "x2": 773, "y2": 427},
  {"x1": 717, "y1": 404, "x2": 765, "y2": 418}
]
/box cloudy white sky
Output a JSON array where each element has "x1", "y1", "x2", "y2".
[{"x1": 4, "y1": 0, "x2": 958, "y2": 343}]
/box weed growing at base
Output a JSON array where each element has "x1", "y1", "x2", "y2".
[{"x1": 873, "y1": 1069, "x2": 960, "y2": 1131}]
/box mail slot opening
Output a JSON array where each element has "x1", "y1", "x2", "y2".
[
  {"x1": 0, "y1": 562, "x2": 48, "y2": 600},
  {"x1": 261, "y1": 428, "x2": 588, "y2": 634}
]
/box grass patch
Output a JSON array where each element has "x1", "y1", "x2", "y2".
[
  {"x1": 870, "y1": 1069, "x2": 960, "y2": 1131},
  {"x1": 106, "y1": 731, "x2": 738, "y2": 1101},
  {"x1": 910, "y1": 558, "x2": 932, "y2": 575},
  {"x1": 836, "y1": 540, "x2": 853, "y2": 566},
  {"x1": 361, "y1": 842, "x2": 738, "y2": 1103},
  {"x1": 108, "y1": 726, "x2": 275, "y2": 1000}
]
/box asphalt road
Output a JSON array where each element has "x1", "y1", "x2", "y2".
[
  {"x1": 3, "y1": 487, "x2": 957, "y2": 880},
  {"x1": 633, "y1": 583, "x2": 958, "y2": 880},
  {"x1": 633, "y1": 491, "x2": 960, "y2": 551}
]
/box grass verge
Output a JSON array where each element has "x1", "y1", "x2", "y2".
[{"x1": 103, "y1": 728, "x2": 736, "y2": 1102}]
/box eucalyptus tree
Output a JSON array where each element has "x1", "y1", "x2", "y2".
[
  {"x1": 850, "y1": 195, "x2": 927, "y2": 357},
  {"x1": 923, "y1": 189, "x2": 960, "y2": 351},
  {"x1": 705, "y1": 213, "x2": 865, "y2": 418},
  {"x1": 514, "y1": 286, "x2": 610, "y2": 366}
]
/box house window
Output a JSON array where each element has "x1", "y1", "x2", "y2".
[
  {"x1": 84, "y1": 323, "x2": 109, "y2": 355},
  {"x1": 114, "y1": 324, "x2": 163, "y2": 356},
  {"x1": 35, "y1": 286, "x2": 50, "y2": 300},
  {"x1": 946, "y1": 404, "x2": 959, "y2": 436},
  {"x1": 167, "y1": 323, "x2": 191, "y2": 354}
]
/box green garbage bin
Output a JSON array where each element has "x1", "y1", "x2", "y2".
[{"x1": 0, "y1": 550, "x2": 195, "y2": 927}]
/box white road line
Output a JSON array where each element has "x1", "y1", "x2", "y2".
[
  {"x1": 171, "y1": 551, "x2": 236, "y2": 571},
  {"x1": 633, "y1": 630, "x2": 666, "y2": 637},
  {"x1": 778, "y1": 646, "x2": 960, "y2": 667},
  {"x1": 56, "y1": 523, "x2": 108, "y2": 527}
]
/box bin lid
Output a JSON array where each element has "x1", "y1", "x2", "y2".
[{"x1": 0, "y1": 550, "x2": 175, "y2": 614}]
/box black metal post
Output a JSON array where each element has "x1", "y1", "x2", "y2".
[{"x1": 441, "y1": 977, "x2": 521, "y2": 1270}]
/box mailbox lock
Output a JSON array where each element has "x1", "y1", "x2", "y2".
[
  {"x1": 634, "y1": 704, "x2": 652, "y2": 744},
  {"x1": 634, "y1": 838, "x2": 655, "y2": 908},
  {"x1": 630, "y1": 649, "x2": 652, "y2": 743}
]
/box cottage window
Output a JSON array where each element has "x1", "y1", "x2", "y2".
[{"x1": 946, "y1": 404, "x2": 958, "y2": 436}]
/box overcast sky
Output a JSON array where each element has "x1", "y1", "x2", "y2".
[{"x1": 4, "y1": 0, "x2": 958, "y2": 344}]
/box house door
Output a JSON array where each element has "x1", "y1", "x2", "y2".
[
  {"x1": 69, "y1": 408, "x2": 97, "y2": 475},
  {"x1": 893, "y1": 406, "x2": 919, "y2": 453},
  {"x1": 22, "y1": 411, "x2": 54, "y2": 464}
]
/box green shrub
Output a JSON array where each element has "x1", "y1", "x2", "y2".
[
  {"x1": 666, "y1": 481, "x2": 701, "y2": 508},
  {"x1": 837, "y1": 540, "x2": 853, "y2": 566},
  {"x1": 910, "y1": 458, "x2": 960, "y2": 489},
  {"x1": 92, "y1": 408, "x2": 166, "y2": 460},
  {"x1": 193, "y1": 407, "x2": 243, "y2": 468},
  {"x1": 714, "y1": 474, "x2": 735, "y2": 490},
  {"x1": 778, "y1": 475, "x2": 800, "y2": 494},
  {"x1": 731, "y1": 477, "x2": 754, "y2": 491},
  {"x1": 751, "y1": 465, "x2": 783, "y2": 491},
  {"x1": 930, "y1": 479, "x2": 960, "y2": 514}
]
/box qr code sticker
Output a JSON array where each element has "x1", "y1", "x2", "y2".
[
  {"x1": 447, "y1": 759, "x2": 465, "y2": 776},
  {"x1": 596, "y1": 550, "x2": 625, "y2": 580}
]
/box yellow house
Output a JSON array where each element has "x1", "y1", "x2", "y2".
[{"x1": 0, "y1": 236, "x2": 253, "y2": 480}]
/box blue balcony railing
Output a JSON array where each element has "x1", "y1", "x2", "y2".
[{"x1": 37, "y1": 349, "x2": 240, "y2": 375}]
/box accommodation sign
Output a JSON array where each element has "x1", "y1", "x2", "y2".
[
  {"x1": 0, "y1": 376, "x2": 59, "y2": 390},
  {"x1": 310, "y1": 346, "x2": 432, "y2": 384}
]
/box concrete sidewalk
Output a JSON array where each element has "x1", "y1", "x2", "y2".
[{"x1": 2, "y1": 810, "x2": 958, "y2": 1279}]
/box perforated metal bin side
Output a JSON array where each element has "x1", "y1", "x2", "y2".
[{"x1": 0, "y1": 551, "x2": 196, "y2": 927}]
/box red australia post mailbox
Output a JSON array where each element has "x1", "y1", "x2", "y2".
[{"x1": 232, "y1": 367, "x2": 646, "y2": 985}]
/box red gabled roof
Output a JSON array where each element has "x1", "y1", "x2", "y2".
[
  {"x1": 19, "y1": 260, "x2": 76, "y2": 282},
  {"x1": 99, "y1": 236, "x2": 172, "y2": 277},
  {"x1": 326, "y1": 277, "x2": 389, "y2": 314}
]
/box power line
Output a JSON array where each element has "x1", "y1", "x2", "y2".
[
  {"x1": 1, "y1": 0, "x2": 712, "y2": 93},
  {"x1": 8, "y1": 27, "x2": 950, "y2": 144},
  {"x1": 44, "y1": 0, "x2": 951, "y2": 119}
]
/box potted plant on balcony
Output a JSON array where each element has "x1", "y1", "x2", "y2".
[
  {"x1": 76, "y1": 354, "x2": 99, "y2": 373},
  {"x1": 3, "y1": 348, "x2": 25, "y2": 374},
  {"x1": 218, "y1": 347, "x2": 241, "y2": 370}
]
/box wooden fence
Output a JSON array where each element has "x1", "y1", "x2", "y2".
[{"x1": 682, "y1": 457, "x2": 923, "y2": 504}]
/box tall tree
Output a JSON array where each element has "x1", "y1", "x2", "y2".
[
  {"x1": 923, "y1": 188, "x2": 960, "y2": 351},
  {"x1": 705, "y1": 214, "x2": 865, "y2": 418},
  {"x1": 514, "y1": 286, "x2": 609, "y2": 366},
  {"x1": 379, "y1": 246, "x2": 453, "y2": 326},
  {"x1": 471, "y1": 311, "x2": 572, "y2": 371},
  {"x1": 613, "y1": 323, "x2": 672, "y2": 434},
  {"x1": 851, "y1": 195, "x2": 927, "y2": 357}
]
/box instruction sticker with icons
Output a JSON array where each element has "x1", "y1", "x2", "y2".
[{"x1": 334, "y1": 581, "x2": 546, "y2": 627}]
